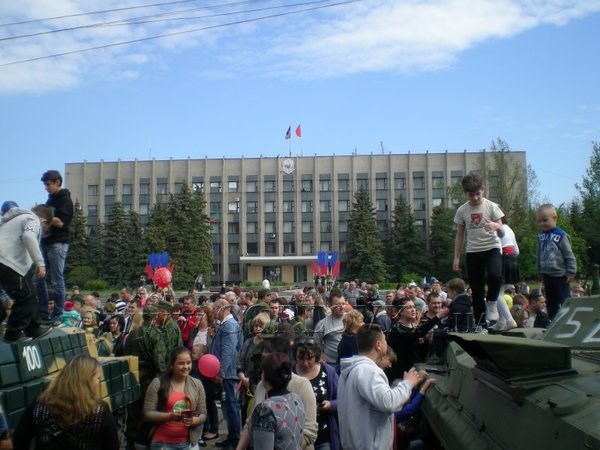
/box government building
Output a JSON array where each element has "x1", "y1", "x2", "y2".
[{"x1": 65, "y1": 150, "x2": 526, "y2": 284}]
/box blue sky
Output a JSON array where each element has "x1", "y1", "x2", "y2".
[{"x1": 1, "y1": 0, "x2": 599, "y2": 210}]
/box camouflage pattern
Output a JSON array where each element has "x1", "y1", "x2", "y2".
[{"x1": 159, "y1": 317, "x2": 183, "y2": 356}]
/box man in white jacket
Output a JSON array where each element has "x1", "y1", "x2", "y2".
[{"x1": 338, "y1": 324, "x2": 425, "y2": 450}]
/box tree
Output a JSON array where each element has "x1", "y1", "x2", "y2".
[
  {"x1": 428, "y1": 205, "x2": 456, "y2": 282},
  {"x1": 387, "y1": 197, "x2": 429, "y2": 281},
  {"x1": 346, "y1": 186, "x2": 387, "y2": 283},
  {"x1": 86, "y1": 223, "x2": 105, "y2": 280},
  {"x1": 102, "y1": 202, "x2": 145, "y2": 287},
  {"x1": 476, "y1": 138, "x2": 528, "y2": 224},
  {"x1": 66, "y1": 202, "x2": 89, "y2": 285},
  {"x1": 575, "y1": 141, "x2": 600, "y2": 266},
  {"x1": 145, "y1": 185, "x2": 212, "y2": 289}
]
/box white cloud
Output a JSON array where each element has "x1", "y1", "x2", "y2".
[{"x1": 0, "y1": 0, "x2": 599, "y2": 93}]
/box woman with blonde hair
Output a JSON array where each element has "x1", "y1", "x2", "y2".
[
  {"x1": 13, "y1": 354, "x2": 118, "y2": 449},
  {"x1": 335, "y1": 310, "x2": 364, "y2": 372}
]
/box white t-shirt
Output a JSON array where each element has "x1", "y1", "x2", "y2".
[
  {"x1": 500, "y1": 224, "x2": 520, "y2": 255},
  {"x1": 454, "y1": 198, "x2": 504, "y2": 253}
]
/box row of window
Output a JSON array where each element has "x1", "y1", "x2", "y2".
[{"x1": 217, "y1": 241, "x2": 340, "y2": 256}]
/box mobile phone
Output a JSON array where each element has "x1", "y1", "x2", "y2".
[{"x1": 180, "y1": 409, "x2": 193, "y2": 417}]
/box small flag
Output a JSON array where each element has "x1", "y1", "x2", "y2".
[
  {"x1": 209, "y1": 212, "x2": 221, "y2": 223},
  {"x1": 295, "y1": 124, "x2": 302, "y2": 137},
  {"x1": 285, "y1": 126, "x2": 291, "y2": 139}
]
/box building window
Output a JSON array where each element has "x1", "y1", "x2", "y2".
[
  {"x1": 265, "y1": 242, "x2": 277, "y2": 255},
  {"x1": 210, "y1": 181, "x2": 221, "y2": 193},
  {"x1": 139, "y1": 204, "x2": 149, "y2": 215},
  {"x1": 210, "y1": 222, "x2": 220, "y2": 234},
  {"x1": 338, "y1": 179, "x2": 350, "y2": 192},
  {"x1": 246, "y1": 201, "x2": 258, "y2": 213},
  {"x1": 247, "y1": 222, "x2": 257, "y2": 234},
  {"x1": 301, "y1": 201, "x2": 313, "y2": 213},
  {"x1": 192, "y1": 181, "x2": 204, "y2": 193},
  {"x1": 88, "y1": 185, "x2": 98, "y2": 196},
  {"x1": 283, "y1": 180, "x2": 294, "y2": 192},
  {"x1": 246, "y1": 180, "x2": 258, "y2": 192},
  {"x1": 228, "y1": 200, "x2": 240, "y2": 213},
  {"x1": 320, "y1": 221, "x2": 331, "y2": 233},
  {"x1": 377, "y1": 220, "x2": 388, "y2": 232},
  {"x1": 157, "y1": 183, "x2": 168, "y2": 195},
  {"x1": 228, "y1": 243, "x2": 240, "y2": 254},
  {"x1": 247, "y1": 242, "x2": 258, "y2": 255},
  {"x1": 338, "y1": 200, "x2": 350, "y2": 212},
  {"x1": 376, "y1": 199, "x2": 388, "y2": 211},
  {"x1": 432, "y1": 175, "x2": 445, "y2": 189},
  {"x1": 394, "y1": 177, "x2": 406, "y2": 190},
  {"x1": 210, "y1": 202, "x2": 221, "y2": 214},
  {"x1": 415, "y1": 219, "x2": 426, "y2": 233},
  {"x1": 122, "y1": 204, "x2": 131, "y2": 213},
  {"x1": 265, "y1": 222, "x2": 276, "y2": 234},
  {"x1": 228, "y1": 181, "x2": 239, "y2": 192},
  {"x1": 264, "y1": 180, "x2": 276, "y2": 192},
  {"x1": 105, "y1": 184, "x2": 115, "y2": 196},
  {"x1": 140, "y1": 183, "x2": 150, "y2": 195},
  {"x1": 320, "y1": 241, "x2": 331, "y2": 252},
  {"x1": 302, "y1": 221, "x2": 312, "y2": 233},
  {"x1": 283, "y1": 221, "x2": 294, "y2": 233},
  {"x1": 174, "y1": 183, "x2": 184, "y2": 194},
  {"x1": 229, "y1": 264, "x2": 240, "y2": 277},
  {"x1": 212, "y1": 243, "x2": 221, "y2": 255},
  {"x1": 413, "y1": 176, "x2": 425, "y2": 189},
  {"x1": 376, "y1": 178, "x2": 387, "y2": 190},
  {"x1": 301, "y1": 180, "x2": 313, "y2": 192},
  {"x1": 122, "y1": 184, "x2": 132, "y2": 196},
  {"x1": 413, "y1": 198, "x2": 425, "y2": 210},
  {"x1": 228, "y1": 222, "x2": 240, "y2": 234},
  {"x1": 432, "y1": 198, "x2": 443, "y2": 208},
  {"x1": 319, "y1": 180, "x2": 331, "y2": 192},
  {"x1": 339, "y1": 220, "x2": 348, "y2": 232},
  {"x1": 87, "y1": 205, "x2": 97, "y2": 217},
  {"x1": 264, "y1": 201, "x2": 276, "y2": 213},
  {"x1": 302, "y1": 242, "x2": 313, "y2": 255},
  {"x1": 284, "y1": 242, "x2": 296, "y2": 255},
  {"x1": 357, "y1": 178, "x2": 369, "y2": 190},
  {"x1": 320, "y1": 200, "x2": 331, "y2": 212},
  {"x1": 283, "y1": 200, "x2": 295, "y2": 213}
]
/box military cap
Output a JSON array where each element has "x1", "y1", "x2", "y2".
[
  {"x1": 156, "y1": 300, "x2": 173, "y2": 313},
  {"x1": 143, "y1": 305, "x2": 159, "y2": 320}
]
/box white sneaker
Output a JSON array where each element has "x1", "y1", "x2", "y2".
[
  {"x1": 490, "y1": 318, "x2": 517, "y2": 331},
  {"x1": 486, "y1": 301, "x2": 499, "y2": 321},
  {"x1": 474, "y1": 325, "x2": 488, "y2": 335}
]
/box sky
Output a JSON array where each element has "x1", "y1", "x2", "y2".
[{"x1": 1, "y1": 0, "x2": 599, "y2": 210}]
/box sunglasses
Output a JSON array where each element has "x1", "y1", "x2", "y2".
[{"x1": 295, "y1": 338, "x2": 316, "y2": 347}]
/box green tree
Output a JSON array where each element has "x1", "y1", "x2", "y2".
[
  {"x1": 575, "y1": 141, "x2": 600, "y2": 266},
  {"x1": 102, "y1": 202, "x2": 145, "y2": 287},
  {"x1": 386, "y1": 197, "x2": 429, "y2": 282},
  {"x1": 428, "y1": 205, "x2": 456, "y2": 282},
  {"x1": 66, "y1": 202, "x2": 89, "y2": 285},
  {"x1": 346, "y1": 186, "x2": 387, "y2": 283},
  {"x1": 145, "y1": 185, "x2": 212, "y2": 289},
  {"x1": 86, "y1": 223, "x2": 105, "y2": 280}
]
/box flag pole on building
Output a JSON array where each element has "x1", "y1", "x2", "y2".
[{"x1": 285, "y1": 125, "x2": 292, "y2": 156}]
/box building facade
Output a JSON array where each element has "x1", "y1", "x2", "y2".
[{"x1": 65, "y1": 151, "x2": 526, "y2": 284}]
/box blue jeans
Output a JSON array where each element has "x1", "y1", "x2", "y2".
[
  {"x1": 37, "y1": 242, "x2": 69, "y2": 320},
  {"x1": 222, "y1": 378, "x2": 241, "y2": 443}
]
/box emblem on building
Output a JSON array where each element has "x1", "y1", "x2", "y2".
[{"x1": 282, "y1": 158, "x2": 295, "y2": 174}]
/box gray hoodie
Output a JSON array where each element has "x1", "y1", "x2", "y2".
[
  {"x1": 337, "y1": 355, "x2": 413, "y2": 450},
  {"x1": 0, "y1": 208, "x2": 44, "y2": 276}
]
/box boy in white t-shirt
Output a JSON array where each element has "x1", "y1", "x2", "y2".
[{"x1": 452, "y1": 172, "x2": 505, "y2": 330}]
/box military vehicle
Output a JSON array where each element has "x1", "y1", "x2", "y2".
[{"x1": 420, "y1": 295, "x2": 600, "y2": 449}]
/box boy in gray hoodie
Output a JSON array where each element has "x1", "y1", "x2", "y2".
[
  {"x1": 0, "y1": 204, "x2": 53, "y2": 342},
  {"x1": 337, "y1": 324, "x2": 425, "y2": 450}
]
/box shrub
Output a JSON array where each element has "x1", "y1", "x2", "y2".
[{"x1": 84, "y1": 280, "x2": 109, "y2": 291}]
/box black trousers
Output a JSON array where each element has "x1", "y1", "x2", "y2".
[
  {"x1": 0, "y1": 263, "x2": 41, "y2": 337},
  {"x1": 465, "y1": 248, "x2": 503, "y2": 326}
]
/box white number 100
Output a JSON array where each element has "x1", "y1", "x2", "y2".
[{"x1": 22, "y1": 345, "x2": 42, "y2": 371}]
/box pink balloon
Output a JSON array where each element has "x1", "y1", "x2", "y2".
[
  {"x1": 154, "y1": 267, "x2": 172, "y2": 288},
  {"x1": 198, "y1": 354, "x2": 221, "y2": 378}
]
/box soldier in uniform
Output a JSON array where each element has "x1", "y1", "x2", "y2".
[
  {"x1": 156, "y1": 300, "x2": 183, "y2": 358},
  {"x1": 123, "y1": 305, "x2": 167, "y2": 449}
]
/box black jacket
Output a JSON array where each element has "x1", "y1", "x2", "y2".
[{"x1": 43, "y1": 188, "x2": 73, "y2": 245}]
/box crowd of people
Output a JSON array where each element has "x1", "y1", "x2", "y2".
[{"x1": 0, "y1": 170, "x2": 587, "y2": 450}]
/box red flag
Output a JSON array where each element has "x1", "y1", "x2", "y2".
[
  {"x1": 295, "y1": 124, "x2": 302, "y2": 137},
  {"x1": 285, "y1": 126, "x2": 291, "y2": 139}
]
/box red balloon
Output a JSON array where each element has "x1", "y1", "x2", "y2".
[
  {"x1": 198, "y1": 354, "x2": 220, "y2": 378},
  {"x1": 154, "y1": 267, "x2": 172, "y2": 288}
]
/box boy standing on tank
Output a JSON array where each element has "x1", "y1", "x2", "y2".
[
  {"x1": 453, "y1": 172, "x2": 505, "y2": 330},
  {"x1": 536, "y1": 204, "x2": 577, "y2": 320}
]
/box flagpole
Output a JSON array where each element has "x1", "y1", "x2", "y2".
[{"x1": 289, "y1": 137, "x2": 292, "y2": 157}]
